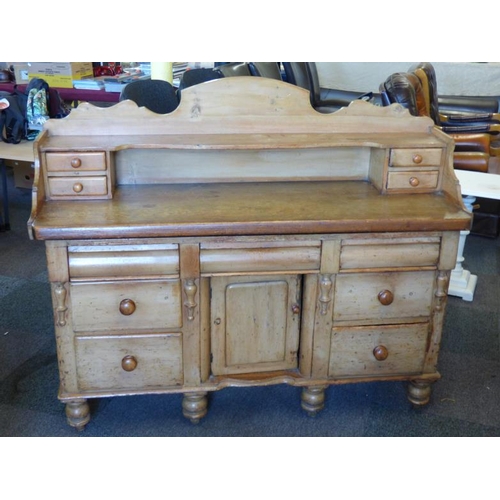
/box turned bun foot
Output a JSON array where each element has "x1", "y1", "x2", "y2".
[
  {"x1": 182, "y1": 392, "x2": 208, "y2": 424},
  {"x1": 301, "y1": 386, "x2": 326, "y2": 417},
  {"x1": 407, "y1": 380, "x2": 433, "y2": 407},
  {"x1": 65, "y1": 399, "x2": 90, "y2": 431}
]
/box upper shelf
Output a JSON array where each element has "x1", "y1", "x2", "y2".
[{"x1": 41, "y1": 77, "x2": 442, "y2": 140}]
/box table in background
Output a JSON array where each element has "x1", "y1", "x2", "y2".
[
  {"x1": 0, "y1": 83, "x2": 120, "y2": 106},
  {"x1": 0, "y1": 141, "x2": 35, "y2": 230},
  {"x1": 449, "y1": 170, "x2": 500, "y2": 301}
]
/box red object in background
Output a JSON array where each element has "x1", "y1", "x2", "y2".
[{"x1": 93, "y1": 64, "x2": 123, "y2": 77}]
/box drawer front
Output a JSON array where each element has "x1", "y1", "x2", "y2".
[
  {"x1": 329, "y1": 323, "x2": 428, "y2": 377},
  {"x1": 390, "y1": 148, "x2": 442, "y2": 167},
  {"x1": 200, "y1": 244, "x2": 320, "y2": 274},
  {"x1": 333, "y1": 271, "x2": 435, "y2": 324},
  {"x1": 48, "y1": 176, "x2": 108, "y2": 197},
  {"x1": 387, "y1": 170, "x2": 439, "y2": 190},
  {"x1": 68, "y1": 244, "x2": 179, "y2": 279},
  {"x1": 46, "y1": 152, "x2": 106, "y2": 172},
  {"x1": 340, "y1": 237, "x2": 440, "y2": 270},
  {"x1": 75, "y1": 333, "x2": 183, "y2": 391},
  {"x1": 71, "y1": 279, "x2": 182, "y2": 332}
]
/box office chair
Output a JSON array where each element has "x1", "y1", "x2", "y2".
[
  {"x1": 177, "y1": 68, "x2": 225, "y2": 97},
  {"x1": 409, "y1": 62, "x2": 500, "y2": 129},
  {"x1": 119, "y1": 79, "x2": 179, "y2": 114},
  {"x1": 282, "y1": 62, "x2": 375, "y2": 113},
  {"x1": 380, "y1": 71, "x2": 492, "y2": 172},
  {"x1": 217, "y1": 63, "x2": 252, "y2": 77},
  {"x1": 248, "y1": 62, "x2": 283, "y2": 80}
]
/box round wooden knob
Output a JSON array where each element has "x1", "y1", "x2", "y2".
[
  {"x1": 71, "y1": 157, "x2": 82, "y2": 168},
  {"x1": 121, "y1": 355, "x2": 138, "y2": 372},
  {"x1": 292, "y1": 304, "x2": 300, "y2": 314},
  {"x1": 412, "y1": 154, "x2": 423, "y2": 164},
  {"x1": 72, "y1": 182, "x2": 84, "y2": 193},
  {"x1": 378, "y1": 289, "x2": 394, "y2": 306},
  {"x1": 409, "y1": 176, "x2": 420, "y2": 187},
  {"x1": 373, "y1": 345, "x2": 389, "y2": 361},
  {"x1": 119, "y1": 298, "x2": 136, "y2": 315}
]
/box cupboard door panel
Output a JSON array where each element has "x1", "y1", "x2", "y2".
[{"x1": 211, "y1": 275, "x2": 301, "y2": 375}]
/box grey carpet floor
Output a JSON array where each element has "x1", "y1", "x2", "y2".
[{"x1": 1, "y1": 167, "x2": 499, "y2": 437}]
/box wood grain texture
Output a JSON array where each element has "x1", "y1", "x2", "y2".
[{"x1": 31, "y1": 181, "x2": 471, "y2": 240}]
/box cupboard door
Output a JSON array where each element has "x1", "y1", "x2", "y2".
[{"x1": 210, "y1": 275, "x2": 301, "y2": 376}]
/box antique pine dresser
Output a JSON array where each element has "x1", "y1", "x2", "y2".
[{"x1": 27, "y1": 77, "x2": 472, "y2": 430}]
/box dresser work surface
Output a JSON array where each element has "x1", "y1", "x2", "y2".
[{"x1": 28, "y1": 77, "x2": 471, "y2": 429}]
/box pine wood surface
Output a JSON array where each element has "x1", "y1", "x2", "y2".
[{"x1": 31, "y1": 180, "x2": 470, "y2": 240}]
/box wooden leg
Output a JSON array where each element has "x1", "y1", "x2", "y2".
[
  {"x1": 301, "y1": 386, "x2": 327, "y2": 417},
  {"x1": 407, "y1": 380, "x2": 433, "y2": 407},
  {"x1": 182, "y1": 392, "x2": 208, "y2": 424},
  {"x1": 65, "y1": 399, "x2": 90, "y2": 431}
]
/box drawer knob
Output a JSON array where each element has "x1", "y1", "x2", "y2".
[
  {"x1": 119, "y1": 298, "x2": 136, "y2": 315},
  {"x1": 373, "y1": 345, "x2": 389, "y2": 361},
  {"x1": 72, "y1": 182, "x2": 84, "y2": 193},
  {"x1": 409, "y1": 176, "x2": 420, "y2": 187},
  {"x1": 412, "y1": 154, "x2": 423, "y2": 164},
  {"x1": 378, "y1": 289, "x2": 394, "y2": 306},
  {"x1": 121, "y1": 355, "x2": 138, "y2": 372},
  {"x1": 292, "y1": 304, "x2": 301, "y2": 314},
  {"x1": 71, "y1": 157, "x2": 82, "y2": 168}
]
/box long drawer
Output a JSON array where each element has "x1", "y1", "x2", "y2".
[{"x1": 68, "y1": 244, "x2": 179, "y2": 280}]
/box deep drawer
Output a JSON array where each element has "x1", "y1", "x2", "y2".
[
  {"x1": 333, "y1": 270, "x2": 435, "y2": 324},
  {"x1": 71, "y1": 279, "x2": 182, "y2": 332},
  {"x1": 75, "y1": 333, "x2": 183, "y2": 391},
  {"x1": 46, "y1": 152, "x2": 106, "y2": 172},
  {"x1": 48, "y1": 176, "x2": 108, "y2": 197},
  {"x1": 329, "y1": 323, "x2": 428, "y2": 377},
  {"x1": 389, "y1": 148, "x2": 442, "y2": 167}
]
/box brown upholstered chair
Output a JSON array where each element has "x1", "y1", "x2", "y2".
[{"x1": 380, "y1": 71, "x2": 492, "y2": 172}]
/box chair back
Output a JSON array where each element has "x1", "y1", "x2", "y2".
[
  {"x1": 282, "y1": 63, "x2": 310, "y2": 89},
  {"x1": 177, "y1": 68, "x2": 224, "y2": 97},
  {"x1": 217, "y1": 63, "x2": 252, "y2": 77},
  {"x1": 409, "y1": 62, "x2": 441, "y2": 124},
  {"x1": 119, "y1": 79, "x2": 179, "y2": 114},
  {"x1": 249, "y1": 62, "x2": 282, "y2": 80},
  {"x1": 380, "y1": 72, "x2": 428, "y2": 118}
]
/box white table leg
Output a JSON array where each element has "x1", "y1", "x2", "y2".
[{"x1": 448, "y1": 196, "x2": 478, "y2": 301}]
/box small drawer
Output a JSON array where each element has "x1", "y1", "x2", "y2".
[
  {"x1": 200, "y1": 243, "x2": 320, "y2": 275},
  {"x1": 71, "y1": 279, "x2": 182, "y2": 332},
  {"x1": 387, "y1": 171, "x2": 439, "y2": 190},
  {"x1": 390, "y1": 148, "x2": 442, "y2": 167},
  {"x1": 333, "y1": 271, "x2": 435, "y2": 324},
  {"x1": 329, "y1": 323, "x2": 428, "y2": 377},
  {"x1": 48, "y1": 176, "x2": 108, "y2": 197},
  {"x1": 68, "y1": 244, "x2": 179, "y2": 280},
  {"x1": 75, "y1": 333, "x2": 183, "y2": 391},
  {"x1": 340, "y1": 237, "x2": 440, "y2": 270},
  {"x1": 46, "y1": 152, "x2": 106, "y2": 172}
]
